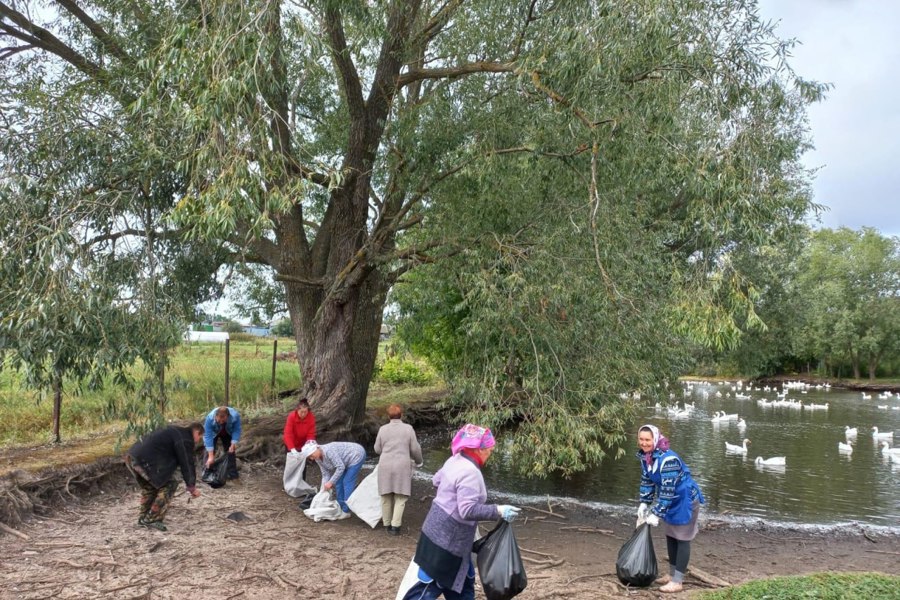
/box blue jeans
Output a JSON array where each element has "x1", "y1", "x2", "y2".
[
  {"x1": 401, "y1": 575, "x2": 475, "y2": 600},
  {"x1": 335, "y1": 459, "x2": 364, "y2": 512}
]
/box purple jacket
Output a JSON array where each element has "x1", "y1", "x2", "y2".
[{"x1": 416, "y1": 453, "x2": 499, "y2": 592}]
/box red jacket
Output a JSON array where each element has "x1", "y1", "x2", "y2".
[{"x1": 283, "y1": 411, "x2": 316, "y2": 451}]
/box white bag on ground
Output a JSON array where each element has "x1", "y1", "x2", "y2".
[
  {"x1": 283, "y1": 452, "x2": 316, "y2": 497},
  {"x1": 395, "y1": 558, "x2": 421, "y2": 600},
  {"x1": 346, "y1": 466, "x2": 382, "y2": 528},
  {"x1": 303, "y1": 490, "x2": 344, "y2": 522}
]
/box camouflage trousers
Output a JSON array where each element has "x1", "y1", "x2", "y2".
[{"x1": 125, "y1": 457, "x2": 179, "y2": 523}]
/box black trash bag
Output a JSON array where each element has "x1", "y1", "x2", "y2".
[
  {"x1": 472, "y1": 520, "x2": 528, "y2": 600},
  {"x1": 616, "y1": 523, "x2": 658, "y2": 587},
  {"x1": 201, "y1": 455, "x2": 229, "y2": 488},
  {"x1": 298, "y1": 494, "x2": 313, "y2": 510}
]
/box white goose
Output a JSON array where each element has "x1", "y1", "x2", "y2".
[
  {"x1": 725, "y1": 439, "x2": 751, "y2": 454},
  {"x1": 737, "y1": 418, "x2": 747, "y2": 430},
  {"x1": 872, "y1": 427, "x2": 894, "y2": 440},
  {"x1": 844, "y1": 426, "x2": 858, "y2": 439},
  {"x1": 755, "y1": 456, "x2": 786, "y2": 466},
  {"x1": 710, "y1": 411, "x2": 726, "y2": 423},
  {"x1": 880, "y1": 441, "x2": 900, "y2": 457},
  {"x1": 837, "y1": 441, "x2": 853, "y2": 454}
]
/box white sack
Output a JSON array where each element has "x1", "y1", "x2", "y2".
[
  {"x1": 395, "y1": 558, "x2": 421, "y2": 600},
  {"x1": 346, "y1": 466, "x2": 382, "y2": 528},
  {"x1": 303, "y1": 490, "x2": 344, "y2": 522},
  {"x1": 283, "y1": 452, "x2": 316, "y2": 497}
]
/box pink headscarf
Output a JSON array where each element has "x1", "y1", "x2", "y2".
[
  {"x1": 450, "y1": 424, "x2": 496, "y2": 455},
  {"x1": 638, "y1": 424, "x2": 669, "y2": 466}
]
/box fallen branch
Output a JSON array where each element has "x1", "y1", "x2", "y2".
[
  {"x1": 519, "y1": 547, "x2": 557, "y2": 558},
  {"x1": 522, "y1": 506, "x2": 566, "y2": 519},
  {"x1": 688, "y1": 566, "x2": 730, "y2": 587},
  {"x1": 0, "y1": 521, "x2": 29, "y2": 540},
  {"x1": 565, "y1": 573, "x2": 605, "y2": 585},
  {"x1": 865, "y1": 549, "x2": 900, "y2": 556},
  {"x1": 103, "y1": 578, "x2": 148, "y2": 593},
  {"x1": 558, "y1": 526, "x2": 614, "y2": 535}
]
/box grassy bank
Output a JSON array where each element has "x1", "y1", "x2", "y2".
[
  {"x1": 0, "y1": 338, "x2": 444, "y2": 448},
  {"x1": 698, "y1": 572, "x2": 900, "y2": 600}
]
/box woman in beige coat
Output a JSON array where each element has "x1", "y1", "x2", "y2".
[{"x1": 374, "y1": 404, "x2": 423, "y2": 535}]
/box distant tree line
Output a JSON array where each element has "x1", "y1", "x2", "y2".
[{"x1": 707, "y1": 227, "x2": 900, "y2": 380}]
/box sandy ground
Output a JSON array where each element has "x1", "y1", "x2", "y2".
[{"x1": 1, "y1": 460, "x2": 898, "y2": 600}]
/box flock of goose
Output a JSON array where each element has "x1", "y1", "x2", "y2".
[{"x1": 657, "y1": 380, "x2": 900, "y2": 469}]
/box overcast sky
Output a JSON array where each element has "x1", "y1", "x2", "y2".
[{"x1": 757, "y1": 0, "x2": 900, "y2": 237}]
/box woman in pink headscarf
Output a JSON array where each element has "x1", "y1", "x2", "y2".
[
  {"x1": 401, "y1": 424, "x2": 520, "y2": 600},
  {"x1": 636, "y1": 424, "x2": 705, "y2": 593}
]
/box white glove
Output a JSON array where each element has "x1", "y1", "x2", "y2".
[
  {"x1": 290, "y1": 449, "x2": 299, "y2": 456},
  {"x1": 637, "y1": 503, "x2": 649, "y2": 520},
  {"x1": 498, "y1": 505, "x2": 521, "y2": 522},
  {"x1": 645, "y1": 513, "x2": 659, "y2": 527}
]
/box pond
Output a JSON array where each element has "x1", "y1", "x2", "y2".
[{"x1": 416, "y1": 381, "x2": 900, "y2": 529}]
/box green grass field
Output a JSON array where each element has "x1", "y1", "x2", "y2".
[{"x1": 0, "y1": 338, "x2": 443, "y2": 448}]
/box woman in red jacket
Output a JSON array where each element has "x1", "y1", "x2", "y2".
[{"x1": 284, "y1": 398, "x2": 316, "y2": 453}]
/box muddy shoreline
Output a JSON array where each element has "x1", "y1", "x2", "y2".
[{"x1": 2, "y1": 454, "x2": 899, "y2": 599}]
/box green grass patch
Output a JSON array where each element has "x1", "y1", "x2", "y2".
[
  {"x1": 0, "y1": 338, "x2": 446, "y2": 449},
  {"x1": 698, "y1": 572, "x2": 900, "y2": 600}
]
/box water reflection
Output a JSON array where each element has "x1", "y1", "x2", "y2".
[{"x1": 418, "y1": 381, "x2": 900, "y2": 527}]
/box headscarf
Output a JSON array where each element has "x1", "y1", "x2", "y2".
[
  {"x1": 299, "y1": 440, "x2": 319, "y2": 462},
  {"x1": 638, "y1": 424, "x2": 669, "y2": 466},
  {"x1": 450, "y1": 424, "x2": 495, "y2": 456}
]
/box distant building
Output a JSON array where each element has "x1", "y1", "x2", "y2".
[
  {"x1": 192, "y1": 322, "x2": 271, "y2": 337},
  {"x1": 380, "y1": 324, "x2": 393, "y2": 340},
  {"x1": 243, "y1": 325, "x2": 271, "y2": 337}
]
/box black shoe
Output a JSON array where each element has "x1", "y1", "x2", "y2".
[
  {"x1": 389, "y1": 526, "x2": 401, "y2": 536},
  {"x1": 227, "y1": 472, "x2": 240, "y2": 480},
  {"x1": 138, "y1": 518, "x2": 167, "y2": 532}
]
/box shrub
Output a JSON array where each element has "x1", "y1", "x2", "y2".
[{"x1": 376, "y1": 355, "x2": 436, "y2": 385}]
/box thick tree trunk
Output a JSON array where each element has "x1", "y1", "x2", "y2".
[{"x1": 287, "y1": 269, "x2": 388, "y2": 437}]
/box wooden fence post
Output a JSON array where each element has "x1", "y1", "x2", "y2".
[
  {"x1": 271, "y1": 339, "x2": 278, "y2": 401},
  {"x1": 225, "y1": 338, "x2": 231, "y2": 406}
]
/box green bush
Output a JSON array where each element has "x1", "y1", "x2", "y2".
[{"x1": 376, "y1": 355, "x2": 436, "y2": 385}]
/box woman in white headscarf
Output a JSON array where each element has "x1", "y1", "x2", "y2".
[{"x1": 636, "y1": 424, "x2": 705, "y2": 593}]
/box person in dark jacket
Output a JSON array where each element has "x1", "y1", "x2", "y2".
[{"x1": 125, "y1": 423, "x2": 203, "y2": 531}]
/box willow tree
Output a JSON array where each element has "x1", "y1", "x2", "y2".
[{"x1": 2, "y1": 1, "x2": 822, "y2": 453}]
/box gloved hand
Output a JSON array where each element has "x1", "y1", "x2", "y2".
[
  {"x1": 290, "y1": 448, "x2": 300, "y2": 456},
  {"x1": 645, "y1": 513, "x2": 659, "y2": 527},
  {"x1": 637, "y1": 503, "x2": 650, "y2": 521},
  {"x1": 498, "y1": 505, "x2": 521, "y2": 522}
]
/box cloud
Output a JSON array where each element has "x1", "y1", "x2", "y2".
[{"x1": 758, "y1": 0, "x2": 900, "y2": 236}]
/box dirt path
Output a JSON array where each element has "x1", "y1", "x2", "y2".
[{"x1": 1, "y1": 460, "x2": 898, "y2": 600}]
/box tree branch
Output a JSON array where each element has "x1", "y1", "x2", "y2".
[
  {"x1": 0, "y1": 1, "x2": 104, "y2": 78},
  {"x1": 54, "y1": 0, "x2": 132, "y2": 65},
  {"x1": 398, "y1": 61, "x2": 516, "y2": 87},
  {"x1": 322, "y1": 5, "x2": 365, "y2": 121},
  {"x1": 274, "y1": 273, "x2": 326, "y2": 288},
  {"x1": 366, "y1": 0, "x2": 422, "y2": 130},
  {"x1": 415, "y1": 0, "x2": 464, "y2": 46}
]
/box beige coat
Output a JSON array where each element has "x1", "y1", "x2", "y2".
[{"x1": 373, "y1": 419, "x2": 423, "y2": 496}]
